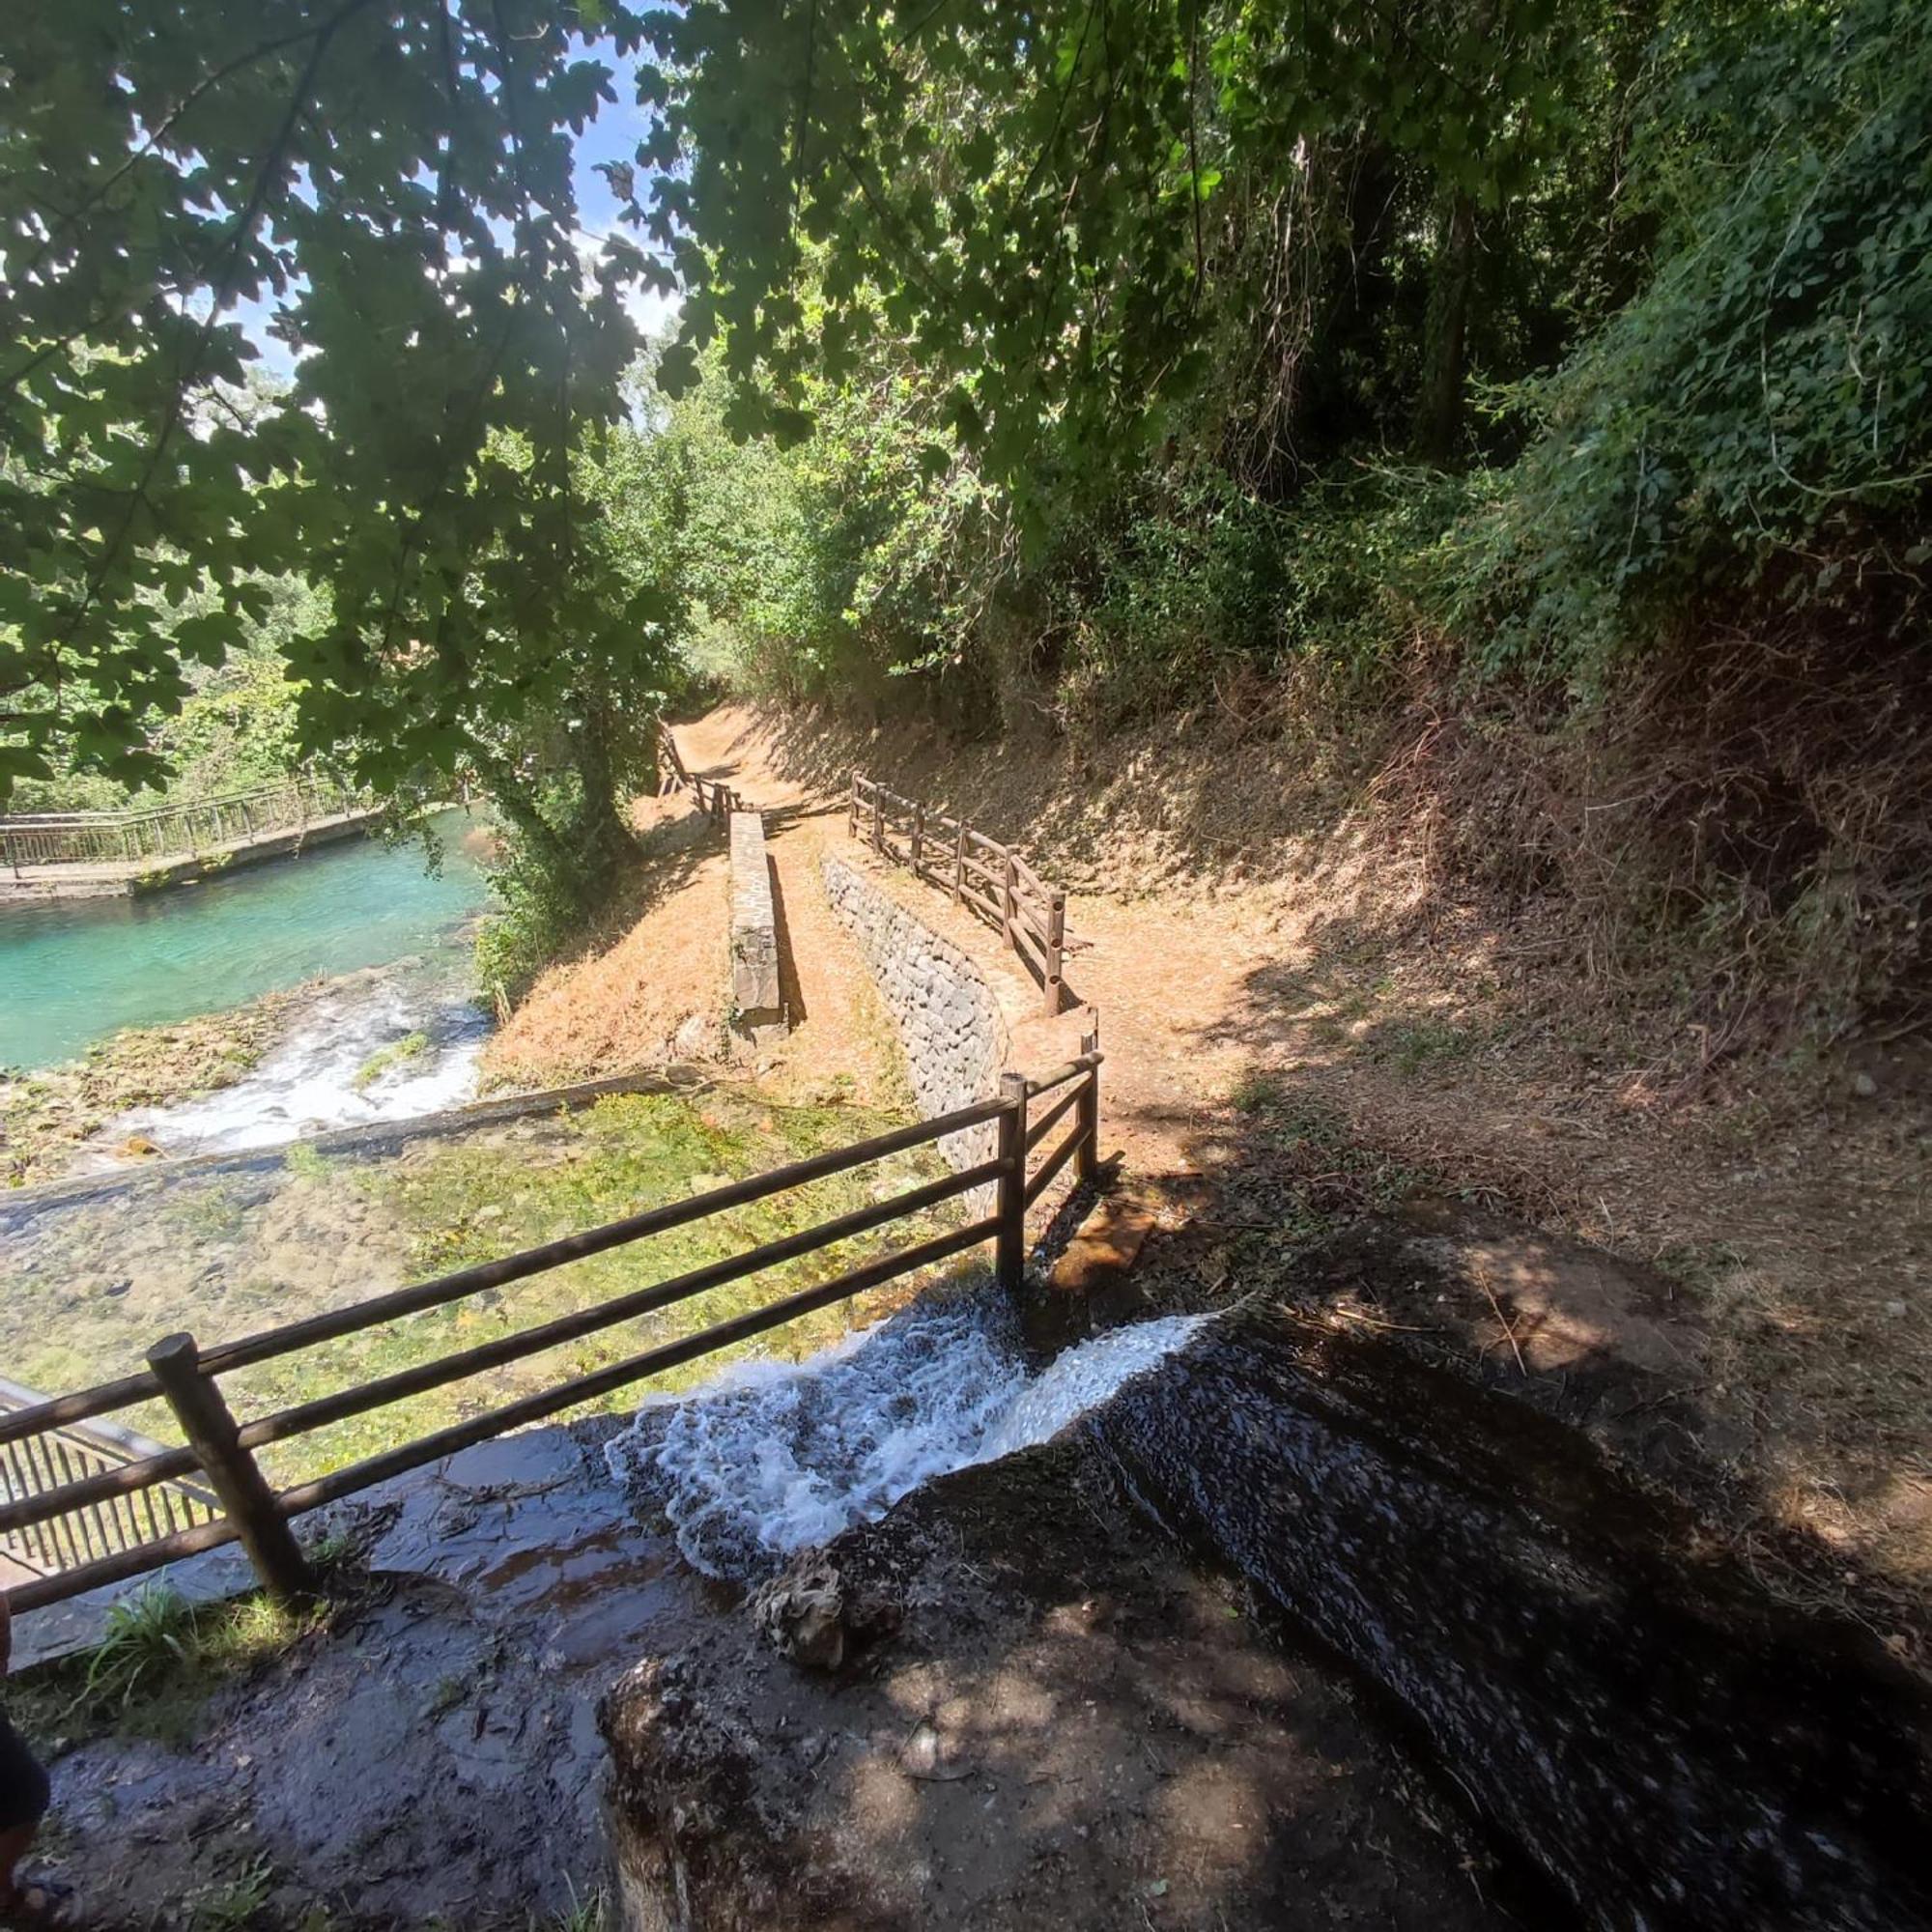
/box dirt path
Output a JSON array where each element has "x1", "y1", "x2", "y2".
[
  {"x1": 668, "y1": 704, "x2": 1932, "y2": 1614},
  {"x1": 673, "y1": 709, "x2": 910, "y2": 1110},
  {"x1": 674, "y1": 706, "x2": 1265, "y2": 1174}
]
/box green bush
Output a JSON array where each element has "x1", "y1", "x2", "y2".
[
  {"x1": 1052, "y1": 468, "x2": 1473, "y2": 724},
  {"x1": 1444, "y1": 0, "x2": 1932, "y2": 687}
]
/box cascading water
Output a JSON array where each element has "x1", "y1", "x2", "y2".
[
  {"x1": 102, "y1": 958, "x2": 491, "y2": 1159},
  {"x1": 609, "y1": 1279, "x2": 1932, "y2": 1930},
  {"x1": 604, "y1": 1281, "x2": 1207, "y2": 1578}
]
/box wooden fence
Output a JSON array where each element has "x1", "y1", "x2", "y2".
[
  {"x1": 0, "y1": 1056, "x2": 1100, "y2": 1615},
  {"x1": 0, "y1": 776, "x2": 364, "y2": 873},
  {"x1": 655, "y1": 724, "x2": 740, "y2": 822},
  {"x1": 849, "y1": 775, "x2": 1069, "y2": 1015},
  {"x1": 0, "y1": 1378, "x2": 219, "y2": 1578}
]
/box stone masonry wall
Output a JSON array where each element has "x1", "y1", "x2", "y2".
[
  {"x1": 729, "y1": 811, "x2": 784, "y2": 1041},
  {"x1": 822, "y1": 854, "x2": 1009, "y2": 1194}
]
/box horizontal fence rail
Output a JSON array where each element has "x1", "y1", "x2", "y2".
[
  {"x1": 848, "y1": 774, "x2": 1070, "y2": 1014},
  {"x1": 0, "y1": 1378, "x2": 219, "y2": 1579},
  {"x1": 1, "y1": 776, "x2": 365, "y2": 873},
  {"x1": 655, "y1": 723, "x2": 739, "y2": 822},
  {"x1": 0, "y1": 1057, "x2": 1102, "y2": 1617}
]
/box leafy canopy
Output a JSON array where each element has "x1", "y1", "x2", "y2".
[
  {"x1": 625, "y1": 0, "x2": 1573, "y2": 498},
  {"x1": 1, "y1": 0, "x2": 666, "y2": 801}
]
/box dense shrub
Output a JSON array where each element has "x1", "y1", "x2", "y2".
[{"x1": 1445, "y1": 0, "x2": 1932, "y2": 686}]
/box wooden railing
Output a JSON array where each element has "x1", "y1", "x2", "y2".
[
  {"x1": 0, "y1": 775, "x2": 365, "y2": 873},
  {"x1": 0, "y1": 1378, "x2": 220, "y2": 1577},
  {"x1": 850, "y1": 775, "x2": 1069, "y2": 1015},
  {"x1": 656, "y1": 724, "x2": 740, "y2": 823},
  {"x1": 0, "y1": 1057, "x2": 1100, "y2": 1615}
]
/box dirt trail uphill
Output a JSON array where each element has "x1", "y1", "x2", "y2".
[
  {"x1": 669, "y1": 704, "x2": 1931, "y2": 1630},
  {"x1": 675, "y1": 707, "x2": 1258, "y2": 1177}
]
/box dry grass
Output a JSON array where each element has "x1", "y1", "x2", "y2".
[{"x1": 485, "y1": 852, "x2": 730, "y2": 1085}]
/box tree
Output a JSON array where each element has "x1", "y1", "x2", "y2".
[
  {"x1": 620, "y1": 0, "x2": 1579, "y2": 503},
  {"x1": 1, "y1": 0, "x2": 675, "y2": 905}
]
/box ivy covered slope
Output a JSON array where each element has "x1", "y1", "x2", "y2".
[{"x1": 624, "y1": 0, "x2": 1931, "y2": 1040}]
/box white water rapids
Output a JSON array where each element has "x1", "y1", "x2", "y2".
[
  {"x1": 606, "y1": 1283, "x2": 1208, "y2": 1578},
  {"x1": 106, "y1": 962, "x2": 490, "y2": 1160}
]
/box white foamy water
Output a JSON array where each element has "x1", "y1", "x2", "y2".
[
  {"x1": 605, "y1": 1283, "x2": 1208, "y2": 1577},
  {"x1": 109, "y1": 967, "x2": 490, "y2": 1159},
  {"x1": 971, "y1": 1313, "x2": 1211, "y2": 1462}
]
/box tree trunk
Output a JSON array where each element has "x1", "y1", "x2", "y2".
[
  {"x1": 469, "y1": 748, "x2": 595, "y2": 906},
  {"x1": 565, "y1": 699, "x2": 640, "y2": 890},
  {"x1": 1418, "y1": 190, "x2": 1478, "y2": 469}
]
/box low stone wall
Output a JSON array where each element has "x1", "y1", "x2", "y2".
[
  {"x1": 822, "y1": 854, "x2": 1009, "y2": 1191},
  {"x1": 728, "y1": 811, "x2": 784, "y2": 1042}
]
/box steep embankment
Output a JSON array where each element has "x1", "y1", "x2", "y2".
[
  {"x1": 484, "y1": 735, "x2": 914, "y2": 1112},
  {"x1": 654, "y1": 702, "x2": 1930, "y2": 1620}
]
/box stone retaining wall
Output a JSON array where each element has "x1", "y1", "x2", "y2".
[
  {"x1": 729, "y1": 811, "x2": 785, "y2": 1044},
  {"x1": 822, "y1": 854, "x2": 1009, "y2": 1192}
]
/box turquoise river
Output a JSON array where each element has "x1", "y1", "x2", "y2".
[{"x1": 0, "y1": 810, "x2": 493, "y2": 1070}]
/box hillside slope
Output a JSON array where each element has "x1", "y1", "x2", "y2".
[{"x1": 684, "y1": 701, "x2": 1929, "y2": 1608}]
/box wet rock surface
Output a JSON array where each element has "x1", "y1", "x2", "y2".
[
  {"x1": 1096, "y1": 1300, "x2": 1932, "y2": 1931},
  {"x1": 600, "y1": 1440, "x2": 1505, "y2": 1932},
  {"x1": 27, "y1": 1429, "x2": 720, "y2": 1930},
  {"x1": 603, "y1": 1280, "x2": 1932, "y2": 1932}
]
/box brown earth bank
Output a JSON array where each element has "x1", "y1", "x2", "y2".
[{"x1": 667, "y1": 702, "x2": 1932, "y2": 1605}]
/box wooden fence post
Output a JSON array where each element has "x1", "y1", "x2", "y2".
[
  {"x1": 1076, "y1": 1031, "x2": 1100, "y2": 1184},
  {"x1": 911, "y1": 803, "x2": 924, "y2": 880},
  {"x1": 1044, "y1": 889, "x2": 1066, "y2": 1016},
  {"x1": 994, "y1": 1072, "x2": 1029, "y2": 1293},
  {"x1": 148, "y1": 1333, "x2": 313, "y2": 1604},
  {"x1": 952, "y1": 823, "x2": 966, "y2": 903},
  {"x1": 871, "y1": 786, "x2": 884, "y2": 854},
  {"x1": 1001, "y1": 851, "x2": 1016, "y2": 946},
  {"x1": 848, "y1": 776, "x2": 860, "y2": 841}
]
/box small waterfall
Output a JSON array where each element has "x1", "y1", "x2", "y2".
[
  {"x1": 604, "y1": 1284, "x2": 1207, "y2": 1578},
  {"x1": 109, "y1": 962, "x2": 490, "y2": 1159}
]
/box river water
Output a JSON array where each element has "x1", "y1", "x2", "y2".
[{"x1": 0, "y1": 809, "x2": 493, "y2": 1070}]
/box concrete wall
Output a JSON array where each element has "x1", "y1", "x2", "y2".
[
  {"x1": 822, "y1": 854, "x2": 1009, "y2": 1192},
  {"x1": 729, "y1": 811, "x2": 785, "y2": 1043}
]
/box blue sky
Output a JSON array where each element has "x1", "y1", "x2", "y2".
[{"x1": 242, "y1": 43, "x2": 676, "y2": 377}]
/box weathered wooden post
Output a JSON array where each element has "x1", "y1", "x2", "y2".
[
  {"x1": 848, "y1": 775, "x2": 861, "y2": 841},
  {"x1": 911, "y1": 802, "x2": 925, "y2": 880},
  {"x1": 994, "y1": 1072, "x2": 1030, "y2": 1293},
  {"x1": 1075, "y1": 1029, "x2": 1101, "y2": 1183},
  {"x1": 148, "y1": 1333, "x2": 313, "y2": 1604},
  {"x1": 871, "y1": 785, "x2": 884, "y2": 854},
  {"x1": 1001, "y1": 851, "x2": 1017, "y2": 946},
  {"x1": 1044, "y1": 889, "x2": 1066, "y2": 1015},
  {"x1": 952, "y1": 823, "x2": 966, "y2": 903}
]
